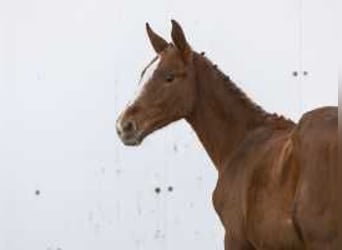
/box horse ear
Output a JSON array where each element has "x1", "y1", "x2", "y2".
[
  {"x1": 171, "y1": 20, "x2": 192, "y2": 62},
  {"x1": 146, "y1": 23, "x2": 168, "y2": 54}
]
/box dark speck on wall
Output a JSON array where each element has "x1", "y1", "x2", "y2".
[
  {"x1": 115, "y1": 169, "x2": 122, "y2": 176},
  {"x1": 101, "y1": 167, "x2": 106, "y2": 175},
  {"x1": 154, "y1": 229, "x2": 163, "y2": 239},
  {"x1": 155, "y1": 187, "x2": 161, "y2": 194},
  {"x1": 35, "y1": 190, "x2": 40, "y2": 196}
]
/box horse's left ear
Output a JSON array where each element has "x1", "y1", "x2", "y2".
[
  {"x1": 146, "y1": 23, "x2": 169, "y2": 54},
  {"x1": 171, "y1": 20, "x2": 192, "y2": 62}
]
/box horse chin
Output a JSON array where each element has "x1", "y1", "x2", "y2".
[
  {"x1": 121, "y1": 136, "x2": 143, "y2": 146},
  {"x1": 120, "y1": 132, "x2": 144, "y2": 146}
]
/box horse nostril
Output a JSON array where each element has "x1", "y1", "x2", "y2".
[
  {"x1": 122, "y1": 121, "x2": 135, "y2": 133},
  {"x1": 116, "y1": 125, "x2": 122, "y2": 136}
]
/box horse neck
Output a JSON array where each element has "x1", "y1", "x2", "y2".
[{"x1": 186, "y1": 53, "x2": 269, "y2": 172}]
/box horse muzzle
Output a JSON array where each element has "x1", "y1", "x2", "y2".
[{"x1": 116, "y1": 118, "x2": 143, "y2": 146}]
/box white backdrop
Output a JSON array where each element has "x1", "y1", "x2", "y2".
[{"x1": 0, "y1": 0, "x2": 338, "y2": 250}]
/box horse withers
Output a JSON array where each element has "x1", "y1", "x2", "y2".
[{"x1": 116, "y1": 20, "x2": 340, "y2": 249}]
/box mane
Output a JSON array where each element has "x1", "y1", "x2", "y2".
[{"x1": 197, "y1": 52, "x2": 294, "y2": 126}]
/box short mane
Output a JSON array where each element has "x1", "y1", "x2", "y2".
[{"x1": 197, "y1": 52, "x2": 294, "y2": 126}]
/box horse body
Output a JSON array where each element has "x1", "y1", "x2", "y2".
[
  {"x1": 212, "y1": 107, "x2": 338, "y2": 249},
  {"x1": 116, "y1": 20, "x2": 340, "y2": 249}
]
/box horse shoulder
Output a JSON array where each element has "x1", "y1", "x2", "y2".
[{"x1": 213, "y1": 126, "x2": 300, "y2": 246}]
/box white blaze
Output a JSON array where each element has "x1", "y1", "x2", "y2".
[{"x1": 130, "y1": 56, "x2": 160, "y2": 104}]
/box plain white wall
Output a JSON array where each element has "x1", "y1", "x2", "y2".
[{"x1": 0, "y1": 0, "x2": 338, "y2": 250}]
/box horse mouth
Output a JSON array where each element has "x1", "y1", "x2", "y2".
[
  {"x1": 118, "y1": 130, "x2": 144, "y2": 146},
  {"x1": 121, "y1": 136, "x2": 142, "y2": 146},
  {"x1": 116, "y1": 116, "x2": 166, "y2": 147}
]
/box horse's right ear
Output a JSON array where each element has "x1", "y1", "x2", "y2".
[
  {"x1": 146, "y1": 23, "x2": 168, "y2": 54},
  {"x1": 171, "y1": 20, "x2": 192, "y2": 63}
]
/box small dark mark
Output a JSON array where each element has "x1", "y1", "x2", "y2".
[
  {"x1": 88, "y1": 212, "x2": 94, "y2": 222},
  {"x1": 154, "y1": 229, "x2": 165, "y2": 239},
  {"x1": 168, "y1": 186, "x2": 173, "y2": 192},
  {"x1": 303, "y1": 71, "x2": 308, "y2": 76},
  {"x1": 213, "y1": 64, "x2": 218, "y2": 69},
  {"x1": 35, "y1": 190, "x2": 40, "y2": 196},
  {"x1": 137, "y1": 204, "x2": 142, "y2": 216},
  {"x1": 292, "y1": 71, "x2": 298, "y2": 77},
  {"x1": 200, "y1": 51, "x2": 205, "y2": 56},
  {"x1": 115, "y1": 169, "x2": 122, "y2": 176},
  {"x1": 95, "y1": 223, "x2": 101, "y2": 232},
  {"x1": 173, "y1": 144, "x2": 178, "y2": 152},
  {"x1": 155, "y1": 187, "x2": 161, "y2": 194},
  {"x1": 101, "y1": 167, "x2": 106, "y2": 175}
]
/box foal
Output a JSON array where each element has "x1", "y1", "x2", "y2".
[{"x1": 116, "y1": 20, "x2": 339, "y2": 249}]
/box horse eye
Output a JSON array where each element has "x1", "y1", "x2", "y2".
[{"x1": 165, "y1": 73, "x2": 175, "y2": 82}]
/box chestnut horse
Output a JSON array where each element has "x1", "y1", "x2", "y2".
[{"x1": 116, "y1": 20, "x2": 340, "y2": 249}]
